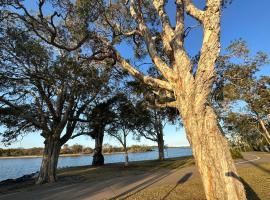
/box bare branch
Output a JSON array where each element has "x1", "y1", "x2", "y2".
[{"x1": 114, "y1": 50, "x2": 173, "y2": 91}]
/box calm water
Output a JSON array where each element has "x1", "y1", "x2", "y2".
[{"x1": 0, "y1": 147, "x2": 192, "y2": 181}]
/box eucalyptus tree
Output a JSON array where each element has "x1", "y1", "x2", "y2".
[
  {"x1": 96, "y1": 1, "x2": 247, "y2": 199},
  {"x1": 0, "y1": 28, "x2": 111, "y2": 184},
  {"x1": 0, "y1": 0, "x2": 248, "y2": 198},
  {"x1": 214, "y1": 40, "x2": 269, "y2": 147},
  {"x1": 224, "y1": 112, "x2": 269, "y2": 149}
]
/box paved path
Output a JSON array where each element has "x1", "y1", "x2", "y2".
[{"x1": 0, "y1": 152, "x2": 269, "y2": 200}]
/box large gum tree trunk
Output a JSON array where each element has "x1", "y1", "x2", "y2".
[
  {"x1": 181, "y1": 104, "x2": 247, "y2": 200},
  {"x1": 92, "y1": 130, "x2": 104, "y2": 166},
  {"x1": 36, "y1": 137, "x2": 61, "y2": 184}
]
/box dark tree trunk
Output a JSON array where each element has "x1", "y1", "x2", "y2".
[
  {"x1": 92, "y1": 130, "x2": 104, "y2": 166},
  {"x1": 124, "y1": 147, "x2": 129, "y2": 166},
  {"x1": 157, "y1": 129, "x2": 165, "y2": 161},
  {"x1": 36, "y1": 136, "x2": 61, "y2": 184},
  {"x1": 123, "y1": 134, "x2": 129, "y2": 166}
]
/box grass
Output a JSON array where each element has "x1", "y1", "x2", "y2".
[
  {"x1": 58, "y1": 156, "x2": 270, "y2": 200},
  {"x1": 1, "y1": 155, "x2": 269, "y2": 200},
  {"x1": 58, "y1": 156, "x2": 195, "y2": 183},
  {"x1": 109, "y1": 163, "x2": 270, "y2": 200}
]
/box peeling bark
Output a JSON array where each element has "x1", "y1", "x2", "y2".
[{"x1": 178, "y1": 102, "x2": 246, "y2": 200}]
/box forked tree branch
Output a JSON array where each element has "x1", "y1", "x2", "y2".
[
  {"x1": 153, "y1": 0, "x2": 174, "y2": 57},
  {"x1": 129, "y1": 0, "x2": 174, "y2": 81}
]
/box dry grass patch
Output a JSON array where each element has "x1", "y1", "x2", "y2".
[{"x1": 112, "y1": 163, "x2": 270, "y2": 200}]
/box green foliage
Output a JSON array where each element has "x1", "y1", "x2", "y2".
[
  {"x1": 0, "y1": 148, "x2": 43, "y2": 157},
  {"x1": 214, "y1": 39, "x2": 270, "y2": 148},
  {"x1": 102, "y1": 144, "x2": 152, "y2": 154},
  {"x1": 230, "y1": 148, "x2": 243, "y2": 159},
  {"x1": 0, "y1": 145, "x2": 95, "y2": 157}
]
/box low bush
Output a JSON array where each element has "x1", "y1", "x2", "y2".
[{"x1": 230, "y1": 148, "x2": 243, "y2": 159}]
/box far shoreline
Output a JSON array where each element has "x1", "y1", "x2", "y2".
[{"x1": 0, "y1": 146, "x2": 191, "y2": 159}]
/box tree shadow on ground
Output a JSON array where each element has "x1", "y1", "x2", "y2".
[
  {"x1": 161, "y1": 172, "x2": 193, "y2": 200},
  {"x1": 225, "y1": 171, "x2": 261, "y2": 200},
  {"x1": 242, "y1": 158, "x2": 270, "y2": 174},
  {"x1": 109, "y1": 170, "x2": 174, "y2": 200}
]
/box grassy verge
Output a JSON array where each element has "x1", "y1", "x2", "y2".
[
  {"x1": 111, "y1": 163, "x2": 270, "y2": 200},
  {"x1": 1, "y1": 155, "x2": 269, "y2": 200},
  {"x1": 58, "y1": 156, "x2": 195, "y2": 183}
]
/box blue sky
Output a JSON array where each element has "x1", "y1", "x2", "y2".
[{"x1": 1, "y1": 0, "x2": 269, "y2": 149}]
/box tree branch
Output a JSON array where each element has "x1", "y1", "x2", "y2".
[
  {"x1": 153, "y1": 0, "x2": 174, "y2": 57},
  {"x1": 114, "y1": 50, "x2": 173, "y2": 91},
  {"x1": 129, "y1": 0, "x2": 174, "y2": 81},
  {"x1": 183, "y1": 0, "x2": 205, "y2": 22}
]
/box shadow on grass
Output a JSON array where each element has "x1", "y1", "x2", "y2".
[
  {"x1": 242, "y1": 158, "x2": 270, "y2": 174},
  {"x1": 225, "y1": 171, "x2": 261, "y2": 200},
  {"x1": 161, "y1": 172, "x2": 193, "y2": 200},
  {"x1": 110, "y1": 159, "x2": 193, "y2": 200},
  {"x1": 109, "y1": 170, "x2": 173, "y2": 200}
]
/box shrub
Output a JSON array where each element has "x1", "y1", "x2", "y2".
[{"x1": 230, "y1": 148, "x2": 243, "y2": 159}]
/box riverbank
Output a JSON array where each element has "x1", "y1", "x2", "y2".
[
  {"x1": 0, "y1": 154, "x2": 86, "y2": 159},
  {"x1": 0, "y1": 145, "x2": 156, "y2": 159},
  {"x1": 0, "y1": 149, "x2": 156, "y2": 159},
  {"x1": 0, "y1": 152, "x2": 269, "y2": 200},
  {"x1": 0, "y1": 146, "x2": 189, "y2": 159}
]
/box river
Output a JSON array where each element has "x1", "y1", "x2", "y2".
[{"x1": 0, "y1": 147, "x2": 192, "y2": 181}]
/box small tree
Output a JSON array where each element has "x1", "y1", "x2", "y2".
[
  {"x1": 73, "y1": 95, "x2": 121, "y2": 166},
  {"x1": 61, "y1": 144, "x2": 72, "y2": 154},
  {"x1": 70, "y1": 144, "x2": 83, "y2": 154},
  {"x1": 108, "y1": 94, "x2": 139, "y2": 166},
  {"x1": 129, "y1": 78, "x2": 179, "y2": 161}
]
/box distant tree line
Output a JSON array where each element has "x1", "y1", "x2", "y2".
[{"x1": 0, "y1": 144, "x2": 152, "y2": 157}]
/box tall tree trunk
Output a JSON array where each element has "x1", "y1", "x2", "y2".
[
  {"x1": 36, "y1": 136, "x2": 61, "y2": 184},
  {"x1": 92, "y1": 130, "x2": 104, "y2": 166},
  {"x1": 123, "y1": 134, "x2": 129, "y2": 166},
  {"x1": 124, "y1": 147, "x2": 129, "y2": 167},
  {"x1": 157, "y1": 129, "x2": 165, "y2": 161},
  {"x1": 180, "y1": 104, "x2": 246, "y2": 200}
]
